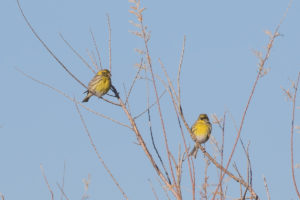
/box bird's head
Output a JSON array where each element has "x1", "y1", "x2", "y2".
[
  {"x1": 198, "y1": 114, "x2": 209, "y2": 121},
  {"x1": 97, "y1": 69, "x2": 111, "y2": 77}
]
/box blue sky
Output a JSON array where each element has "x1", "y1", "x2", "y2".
[{"x1": 1, "y1": 0, "x2": 300, "y2": 199}]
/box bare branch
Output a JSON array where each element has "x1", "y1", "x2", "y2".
[
  {"x1": 40, "y1": 164, "x2": 54, "y2": 200},
  {"x1": 75, "y1": 103, "x2": 129, "y2": 200},
  {"x1": 212, "y1": 1, "x2": 292, "y2": 198},
  {"x1": 17, "y1": 0, "x2": 87, "y2": 89},
  {"x1": 125, "y1": 59, "x2": 143, "y2": 105},
  {"x1": 90, "y1": 28, "x2": 103, "y2": 69},
  {"x1": 290, "y1": 72, "x2": 300, "y2": 198},
  {"x1": 177, "y1": 35, "x2": 186, "y2": 106},
  {"x1": 59, "y1": 33, "x2": 96, "y2": 74},
  {"x1": 159, "y1": 59, "x2": 179, "y2": 109},
  {"x1": 155, "y1": 69, "x2": 195, "y2": 199},
  {"x1": 57, "y1": 183, "x2": 70, "y2": 200},
  {"x1": 60, "y1": 161, "x2": 66, "y2": 200},
  {"x1": 133, "y1": 90, "x2": 166, "y2": 120},
  {"x1": 16, "y1": 68, "x2": 130, "y2": 129},
  {"x1": 86, "y1": 48, "x2": 99, "y2": 71},
  {"x1": 107, "y1": 14, "x2": 112, "y2": 72},
  {"x1": 139, "y1": 20, "x2": 177, "y2": 193},
  {"x1": 174, "y1": 90, "x2": 257, "y2": 197},
  {"x1": 113, "y1": 86, "x2": 178, "y2": 196},
  {"x1": 128, "y1": 2, "x2": 181, "y2": 194},
  {"x1": 0, "y1": 193, "x2": 5, "y2": 200},
  {"x1": 233, "y1": 162, "x2": 247, "y2": 199},
  {"x1": 157, "y1": 178, "x2": 171, "y2": 200},
  {"x1": 263, "y1": 176, "x2": 271, "y2": 200},
  {"x1": 240, "y1": 140, "x2": 253, "y2": 188},
  {"x1": 146, "y1": 71, "x2": 171, "y2": 184},
  {"x1": 201, "y1": 158, "x2": 210, "y2": 200},
  {"x1": 148, "y1": 179, "x2": 159, "y2": 200}
]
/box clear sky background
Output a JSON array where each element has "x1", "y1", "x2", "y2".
[{"x1": 1, "y1": 0, "x2": 300, "y2": 199}]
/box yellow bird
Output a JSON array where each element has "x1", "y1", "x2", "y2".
[
  {"x1": 189, "y1": 114, "x2": 212, "y2": 158},
  {"x1": 82, "y1": 69, "x2": 111, "y2": 102}
]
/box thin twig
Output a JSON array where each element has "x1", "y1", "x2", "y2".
[
  {"x1": 145, "y1": 55, "x2": 177, "y2": 194},
  {"x1": 178, "y1": 102, "x2": 258, "y2": 196},
  {"x1": 220, "y1": 112, "x2": 226, "y2": 200},
  {"x1": 81, "y1": 174, "x2": 91, "y2": 200},
  {"x1": 57, "y1": 183, "x2": 70, "y2": 200},
  {"x1": 0, "y1": 193, "x2": 5, "y2": 200},
  {"x1": 112, "y1": 86, "x2": 178, "y2": 197},
  {"x1": 86, "y1": 49, "x2": 99, "y2": 71},
  {"x1": 17, "y1": 0, "x2": 87, "y2": 89},
  {"x1": 18, "y1": 0, "x2": 117, "y2": 106},
  {"x1": 212, "y1": 113, "x2": 227, "y2": 199},
  {"x1": 177, "y1": 35, "x2": 186, "y2": 105},
  {"x1": 157, "y1": 53, "x2": 256, "y2": 199},
  {"x1": 122, "y1": 83, "x2": 131, "y2": 113},
  {"x1": 263, "y1": 176, "x2": 271, "y2": 200},
  {"x1": 59, "y1": 33, "x2": 96, "y2": 74},
  {"x1": 175, "y1": 116, "x2": 195, "y2": 200},
  {"x1": 40, "y1": 164, "x2": 54, "y2": 200},
  {"x1": 158, "y1": 55, "x2": 257, "y2": 197},
  {"x1": 202, "y1": 158, "x2": 210, "y2": 200},
  {"x1": 212, "y1": 1, "x2": 291, "y2": 197},
  {"x1": 146, "y1": 69, "x2": 171, "y2": 184},
  {"x1": 233, "y1": 163, "x2": 245, "y2": 198},
  {"x1": 60, "y1": 161, "x2": 66, "y2": 200},
  {"x1": 159, "y1": 59, "x2": 179, "y2": 111},
  {"x1": 157, "y1": 178, "x2": 171, "y2": 200},
  {"x1": 156, "y1": 68, "x2": 195, "y2": 199},
  {"x1": 148, "y1": 179, "x2": 159, "y2": 200},
  {"x1": 134, "y1": 8, "x2": 178, "y2": 194},
  {"x1": 90, "y1": 28, "x2": 103, "y2": 69},
  {"x1": 18, "y1": 0, "x2": 118, "y2": 107},
  {"x1": 133, "y1": 90, "x2": 166, "y2": 120},
  {"x1": 125, "y1": 59, "x2": 143, "y2": 105},
  {"x1": 75, "y1": 102, "x2": 129, "y2": 200},
  {"x1": 16, "y1": 68, "x2": 130, "y2": 128},
  {"x1": 174, "y1": 147, "x2": 184, "y2": 198},
  {"x1": 290, "y1": 72, "x2": 300, "y2": 198},
  {"x1": 240, "y1": 140, "x2": 253, "y2": 189},
  {"x1": 107, "y1": 14, "x2": 112, "y2": 72}
]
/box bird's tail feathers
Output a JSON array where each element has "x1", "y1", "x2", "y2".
[
  {"x1": 189, "y1": 145, "x2": 199, "y2": 158},
  {"x1": 82, "y1": 92, "x2": 92, "y2": 102}
]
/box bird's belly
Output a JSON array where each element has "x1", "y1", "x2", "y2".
[
  {"x1": 95, "y1": 80, "x2": 110, "y2": 96},
  {"x1": 195, "y1": 134, "x2": 209, "y2": 144}
]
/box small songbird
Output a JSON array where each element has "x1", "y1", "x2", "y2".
[
  {"x1": 82, "y1": 69, "x2": 111, "y2": 102},
  {"x1": 189, "y1": 114, "x2": 212, "y2": 158}
]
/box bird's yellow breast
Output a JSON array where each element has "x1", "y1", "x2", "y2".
[
  {"x1": 94, "y1": 77, "x2": 111, "y2": 95},
  {"x1": 192, "y1": 120, "x2": 211, "y2": 143}
]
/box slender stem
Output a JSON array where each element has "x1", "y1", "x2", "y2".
[
  {"x1": 177, "y1": 35, "x2": 186, "y2": 105},
  {"x1": 59, "y1": 33, "x2": 96, "y2": 74},
  {"x1": 60, "y1": 161, "x2": 66, "y2": 200},
  {"x1": 290, "y1": 72, "x2": 300, "y2": 198},
  {"x1": 110, "y1": 85, "x2": 179, "y2": 198},
  {"x1": 263, "y1": 176, "x2": 271, "y2": 200},
  {"x1": 107, "y1": 14, "x2": 112, "y2": 72},
  {"x1": 90, "y1": 28, "x2": 103, "y2": 69},
  {"x1": 17, "y1": 0, "x2": 87, "y2": 89},
  {"x1": 40, "y1": 165, "x2": 54, "y2": 200},
  {"x1": 75, "y1": 103, "x2": 129, "y2": 200},
  {"x1": 212, "y1": 5, "x2": 288, "y2": 196},
  {"x1": 57, "y1": 183, "x2": 70, "y2": 200},
  {"x1": 140, "y1": 20, "x2": 178, "y2": 196}
]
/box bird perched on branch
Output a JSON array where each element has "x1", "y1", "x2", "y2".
[
  {"x1": 82, "y1": 69, "x2": 111, "y2": 102},
  {"x1": 189, "y1": 113, "x2": 212, "y2": 158}
]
